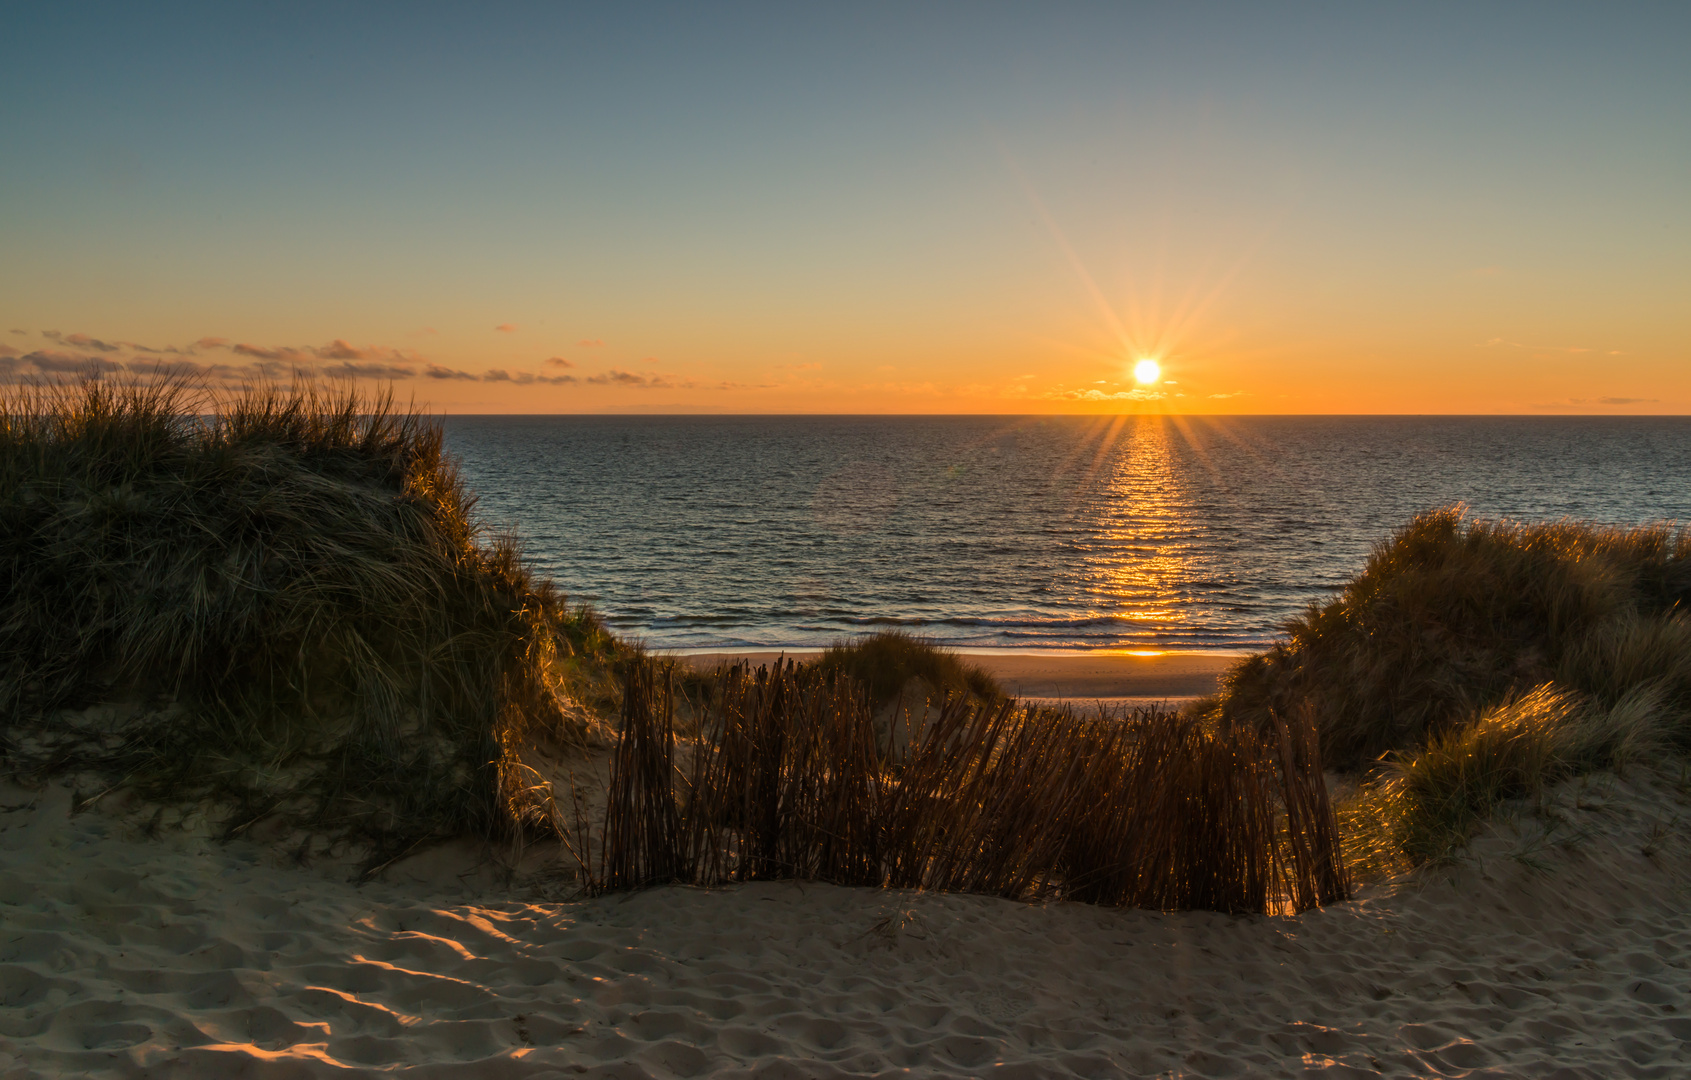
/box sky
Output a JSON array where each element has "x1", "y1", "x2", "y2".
[{"x1": 2, "y1": 3, "x2": 1687, "y2": 414}]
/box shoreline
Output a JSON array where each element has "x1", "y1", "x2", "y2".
[{"x1": 673, "y1": 648, "x2": 1245, "y2": 705}]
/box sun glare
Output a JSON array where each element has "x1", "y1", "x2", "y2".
[{"x1": 1132, "y1": 359, "x2": 1161, "y2": 384}]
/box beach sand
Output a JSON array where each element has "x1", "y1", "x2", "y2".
[
  {"x1": 677, "y1": 650, "x2": 1243, "y2": 711},
  {"x1": 2, "y1": 769, "x2": 1687, "y2": 1077}
]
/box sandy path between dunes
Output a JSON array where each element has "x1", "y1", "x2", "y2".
[
  {"x1": 677, "y1": 650, "x2": 1243, "y2": 711},
  {"x1": 2, "y1": 772, "x2": 1689, "y2": 1078}
]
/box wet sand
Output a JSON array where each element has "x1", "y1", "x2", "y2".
[{"x1": 676, "y1": 649, "x2": 1243, "y2": 709}]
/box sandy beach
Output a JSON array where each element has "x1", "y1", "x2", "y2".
[
  {"x1": 676, "y1": 650, "x2": 1243, "y2": 711},
  {"x1": 3, "y1": 767, "x2": 1687, "y2": 1078}
]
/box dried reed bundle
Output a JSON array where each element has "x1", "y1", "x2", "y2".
[{"x1": 581, "y1": 658, "x2": 1349, "y2": 915}]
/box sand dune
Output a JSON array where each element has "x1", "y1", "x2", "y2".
[{"x1": 2, "y1": 769, "x2": 1688, "y2": 1078}]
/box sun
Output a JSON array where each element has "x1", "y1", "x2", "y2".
[{"x1": 1132, "y1": 359, "x2": 1161, "y2": 384}]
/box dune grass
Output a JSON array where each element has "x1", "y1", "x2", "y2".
[
  {"x1": 10, "y1": 384, "x2": 1671, "y2": 891},
  {"x1": 1219, "y1": 506, "x2": 1691, "y2": 769},
  {"x1": 0, "y1": 375, "x2": 622, "y2": 869},
  {"x1": 1212, "y1": 506, "x2": 1691, "y2": 872},
  {"x1": 814, "y1": 630, "x2": 1002, "y2": 710},
  {"x1": 573, "y1": 656, "x2": 1349, "y2": 915}
]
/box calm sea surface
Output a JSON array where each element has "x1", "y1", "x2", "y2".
[{"x1": 443, "y1": 416, "x2": 1691, "y2": 652}]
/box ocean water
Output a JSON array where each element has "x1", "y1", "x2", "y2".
[{"x1": 443, "y1": 416, "x2": 1691, "y2": 652}]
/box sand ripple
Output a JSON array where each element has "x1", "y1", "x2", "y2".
[{"x1": 2, "y1": 773, "x2": 1688, "y2": 1077}]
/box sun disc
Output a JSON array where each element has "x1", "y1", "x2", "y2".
[{"x1": 1132, "y1": 359, "x2": 1161, "y2": 384}]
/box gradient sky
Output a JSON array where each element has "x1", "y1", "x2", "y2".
[{"x1": 2, "y1": 3, "x2": 1687, "y2": 413}]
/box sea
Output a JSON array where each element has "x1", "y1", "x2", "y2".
[{"x1": 442, "y1": 416, "x2": 1691, "y2": 654}]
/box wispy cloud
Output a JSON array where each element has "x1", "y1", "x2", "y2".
[
  {"x1": 63, "y1": 333, "x2": 123, "y2": 353},
  {"x1": 322, "y1": 361, "x2": 416, "y2": 380},
  {"x1": 483, "y1": 368, "x2": 578, "y2": 385},
  {"x1": 495, "y1": 323, "x2": 519, "y2": 333},
  {"x1": 424, "y1": 364, "x2": 478, "y2": 381},
  {"x1": 1045, "y1": 386, "x2": 1166, "y2": 402},
  {"x1": 231, "y1": 342, "x2": 294, "y2": 361},
  {"x1": 314, "y1": 339, "x2": 366, "y2": 361},
  {"x1": 1531, "y1": 396, "x2": 1661, "y2": 410},
  {"x1": 22, "y1": 350, "x2": 126, "y2": 374},
  {"x1": 1209, "y1": 391, "x2": 1246, "y2": 399},
  {"x1": 587, "y1": 369, "x2": 671, "y2": 387},
  {"x1": 133, "y1": 358, "x2": 244, "y2": 380},
  {"x1": 1481, "y1": 337, "x2": 1622, "y2": 356},
  {"x1": 1, "y1": 328, "x2": 605, "y2": 390}
]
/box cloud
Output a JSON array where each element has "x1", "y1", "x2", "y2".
[
  {"x1": 585, "y1": 369, "x2": 675, "y2": 388},
  {"x1": 9, "y1": 329, "x2": 26, "y2": 336},
  {"x1": 231, "y1": 342, "x2": 294, "y2": 361},
  {"x1": 63, "y1": 333, "x2": 123, "y2": 353},
  {"x1": 1533, "y1": 396, "x2": 1662, "y2": 409},
  {"x1": 576, "y1": 339, "x2": 604, "y2": 348},
  {"x1": 424, "y1": 364, "x2": 478, "y2": 380},
  {"x1": 1045, "y1": 386, "x2": 1165, "y2": 402},
  {"x1": 495, "y1": 323, "x2": 518, "y2": 333},
  {"x1": 321, "y1": 361, "x2": 416, "y2": 380},
  {"x1": 313, "y1": 339, "x2": 365, "y2": 361},
  {"x1": 544, "y1": 356, "x2": 575, "y2": 368},
  {"x1": 1208, "y1": 391, "x2": 1246, "y2": 399},
  {"x1": 483, "y1": 368, "x2": 577, "y2": 385},
  {"x1": 130, "y1": 358, "x2": 243, "y2": 380},
  {"x1": 1480, "y1": 337, "x2": 1616, "y2": 356},
  {"x1": 194, "y1": 336, "x2": 228, "y2": 350},
  {"x1": 22, "y1": 350, "x2": 126, "y2": 374},
  {"x1": 0, "y1": 345, "x2": 17, "y2": 358}
]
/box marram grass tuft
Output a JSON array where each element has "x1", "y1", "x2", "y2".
[
  {"x1": 1219, "y1": 506, "x2": 1691, "y2": 770},
  {"x1": 0, "y1": 375, "x2": 622, "y2": 871}
]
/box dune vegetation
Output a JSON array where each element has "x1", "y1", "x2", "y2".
[
  {"x1": 814, "y1": 629, "x2": 1002, "y2": 710},
  {"x1": 1212, "y1": 507, "x2": 1691, "y2": 870},
  {"x1": 6, "y1": 376, "x2": 1681, "y2": 900},
  {"x1": 571, "y1": 657, "x2": 1347, "y2": 915},
  {"x1": 0, "y1": 376, "x2": 623, "y2": 872}
]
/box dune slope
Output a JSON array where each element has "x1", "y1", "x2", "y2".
[{"x1": 2, "y1": 770, "x2": 1687, "y2": 1078}]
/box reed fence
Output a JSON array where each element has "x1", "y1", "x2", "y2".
[{"x1": 576, "y1": 658, "x2": 1348, "y2": 915}]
